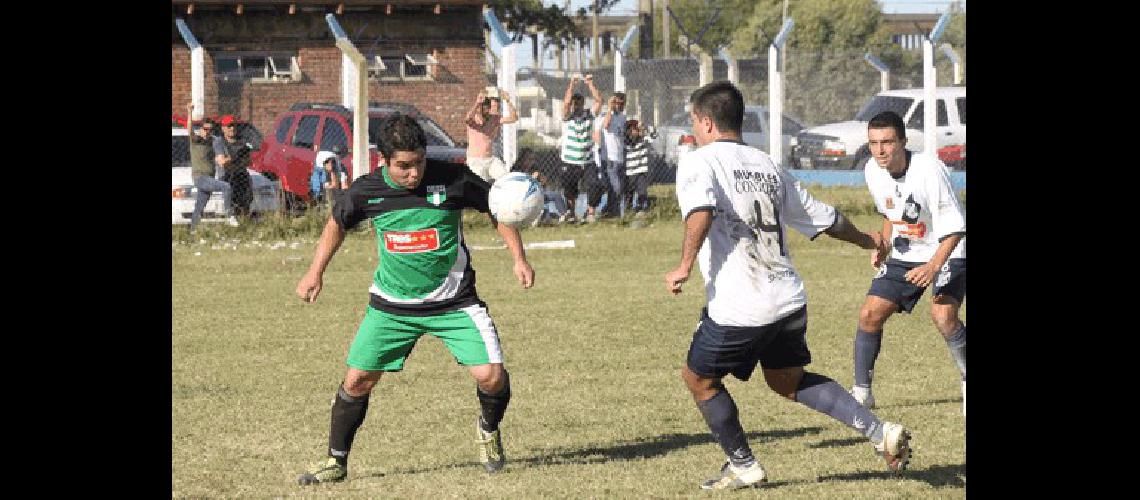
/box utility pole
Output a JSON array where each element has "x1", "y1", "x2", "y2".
[
  {"x1": 639, "y1": 0, "x2": 654, "y2": 59},
  {"x1": 781, "y1": 0, "x2": 788, "y2": 76},
  {"x1": 662, "y1": 0, "x2": 670, "y2": 58},
  {"x1": 592, "y1": 0, "x2": 600, "y2": 68}
]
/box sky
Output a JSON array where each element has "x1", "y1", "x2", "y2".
[{"x1": 493, "y1": 0, "x2": 966, "y2": 69}]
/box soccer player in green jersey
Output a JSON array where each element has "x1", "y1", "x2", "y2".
[{"x1": 295, "y1": 114, "x2": 535, "y2": 485}]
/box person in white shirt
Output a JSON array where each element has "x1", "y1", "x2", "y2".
[
  {"x1": 593, "y1": 92, "x2": 628, "y2": 218},
  {"x1": 848, "y1": 111, "x2": 968, "y2": 416},
  {"x1": 665, "y1": 82, "x2": 913, "y2": 490}
]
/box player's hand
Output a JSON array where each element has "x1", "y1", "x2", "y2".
[
  {"x1": 569, "y1": 75, "x2": 580, "y2": 85},
  {"x1": 513, "y1": 259, "x2": 535, "y2": 289},
  {"x1": 870, "y1": 233, "x2": 889, "y2": 267},
  {"x1": 499, "y1": 89, "x2": 510, "y2": 100},
  {"x1": 476, "y1": 90, "x2": 486, "y2": 103},
  {"x1": 665, "y1": 267, "x2": 690, "y2": 295},
  {"x1": 185, "y1": 102, "x2": 195, "y2": 113},
  {"x1": 904, "y1": 262, "x2": 938, "y2": 288},
  {"x1": 296, "y1": 272, "x2": 323, "y2": 303},
  {"x1": 584, "y1": 74, "x2": 594, "y2": 84}
]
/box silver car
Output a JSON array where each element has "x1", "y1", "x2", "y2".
[
  {"x1": 172, "y1": 126, "x2": 281, "y2": 224},
  {"x1": 654, "y1": 105, "x2": 806, "y2": 168}
]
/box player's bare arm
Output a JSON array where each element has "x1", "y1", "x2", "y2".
[
  {"x1": 905, "y1": 233, "x2": 964, "y2": 288},
  {"x1": 185, "y1": 102, "x2": 195, "y2": 137},
  {"x1": 822, "y1": 212, "x2": 879, "y2": 250},
  {"x1": 499, "y1": 89, "x2": 518, "y2": 125},
  {"x1": 296, "y1": 217, "x2": 348, "y2": 303},
  {"x1": 666, "y1": 209, "x2": 713, "y2": 295},
  {"x1": 562, "y1": 76, "x2": 578, "y2": 117},
  {"x1": 585, "y1": 75, "x2": 602, "y2": 115},
  {"x1": 873, "y1": 217, "x2": 892, "y2": 268},
  {"x1": 490, "y1": 217, "x2": 534, "y2": 289},
  {"x1": 466, "y1": 91, "x2": 486, "y2": 126}
]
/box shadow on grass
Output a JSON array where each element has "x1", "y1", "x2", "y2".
[
  {"x1": 807, "y1": 437, "x2": 866, "y2": 449},
  {"x1": 361, "y1": 426, "x2": 825, "y2": 478},
  {"x1": 875, "y1": 397, "x2": 963, "y2": 410},
  {"x1": 816, "y1": 463, "x2": 966, "y2": 488}
]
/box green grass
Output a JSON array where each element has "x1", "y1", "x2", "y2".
[{"x1": 172, "y1": 186, "x2": 966, "y2": 497}]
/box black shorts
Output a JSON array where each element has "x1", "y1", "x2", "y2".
[
  {"x1": 868, "y1": 258, "x2": 967, "y2": 313},
  {"x1": 558, "y1": 162, "x2": 585, "y2": 195},
  {"x1": 686, "y1": 306, "x2": 811, "y2": 381}
]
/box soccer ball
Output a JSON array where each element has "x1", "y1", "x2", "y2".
[{"x1": 488, "y1": 172, "x2": 545, "y2": 228}]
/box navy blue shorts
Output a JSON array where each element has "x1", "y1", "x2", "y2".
[
  {"x1": 868, "y1": 258, "x2": 967, "y2": 313},
  {"x1": 686, "y1": 306, "x2": 811, "y2": 381}
]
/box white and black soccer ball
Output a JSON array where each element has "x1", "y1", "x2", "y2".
[{"x1": 488, "y1": 172, "x2": 544, "y2": 228}]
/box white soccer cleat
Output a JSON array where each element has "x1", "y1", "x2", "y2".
[
  {"x1": 873, "y1": 421, "x2": 912, "y2": 471},
  {"x1": 699, "y1": 461, "x2": 768, "y2": 490},
  {"x1": 850, "y1": 386, "x2": 876, "y2": 409}
]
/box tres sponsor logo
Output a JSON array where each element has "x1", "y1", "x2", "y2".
[{"x1": 384, "y1": 228, "x2": 440, "y2": 253}]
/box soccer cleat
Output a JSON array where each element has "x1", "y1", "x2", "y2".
[
  {"x1": 850, "y1": 386, "x2": 876, "y2": 409},
  {"x1": 475, "y1": 417, "x2": 506, "y2": 473},
  {"x1": 699, "y1": 461, "x2": 768, "y2": 490},
  {"x1": 297, "y1": 457, "x2": 347, "y2": 485},
  {"x1": 558, "y1": 212, "x2": 576, "y2": 224},
  {"x1": 873, "y1": 421, "x2": 912, "y2": 471}
]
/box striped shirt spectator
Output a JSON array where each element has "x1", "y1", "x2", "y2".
[
  {"x1": 561, "y1": 111, "x2": 595, "y2": 165},
  {"x1": 625, "y1": 136, "x2": 650, "y2": 176}
]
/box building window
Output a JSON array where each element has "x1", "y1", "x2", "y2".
[
  {"x1": 215, "y1": 52, "x2": 302, "y2": 83},
  {"x1": 367, "y1": 53, "x2": 439, "y2": 82}
]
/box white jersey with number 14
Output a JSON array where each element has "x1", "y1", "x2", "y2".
[{"x1": 676, "y1": 140, "x2": 837, "y2": 327}]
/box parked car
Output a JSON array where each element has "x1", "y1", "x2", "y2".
[
  {"x1": 653, "y1": 105, "x2": 806, "y2": 169},
  {"x1": 253, "y1": 102, "x2": 467, "y2": 209},
  {"x1": 171, "y1": 123, "x2": 280, "y2": 225},
  {"x1": 791, "y1": 86, "x2": 966, "y2": 170}
]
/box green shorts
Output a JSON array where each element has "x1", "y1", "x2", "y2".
[{"x1": 346, "y1": 304, "x2": 504, "y2": 372}]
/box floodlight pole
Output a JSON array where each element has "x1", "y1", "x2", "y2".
[
  {"x1": 175, "y1": 18, "x2": 204, "y2": 120},
  {"x1": 923, "y1": 12, "x2": 951, "y2": 156},
  {"x1": 484, "y1": 8, "x2": 517, "y2": 170},
  {"x1": 864, "y1": 52, "x2": 890, "y2": 92},
  {"x1": 940, "y1": 43, "x2": 962, "y2": 85},
  {"x1": 769, "y1": 18, "x2": 793, "y2": 167},
  {"x1": 719, "y1": 47, "x2": 738, "y2": 85},
  {"x1": 614, "y1": 25, "x2": 639, "y2": 92},
  {"x1": 326, "y1": 14, "x2": 370, "y2": 181}
]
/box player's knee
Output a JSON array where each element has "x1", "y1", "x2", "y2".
[
  {"x1": 930, "y1": 308, "x2": 960, "y2": 336},
  {"x1": 858, "y1": 306, "x2": 889, "y2": 331},
  {"x1": 473, "y1": 365, "x2": 506, "y2": 393},
  {"x1": 763, "y1": 378, "x2": 797, "y2": 400}
]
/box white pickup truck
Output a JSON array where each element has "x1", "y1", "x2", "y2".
[{"x1": 790, "y1": 86, "x2": 966, "y2": 170}]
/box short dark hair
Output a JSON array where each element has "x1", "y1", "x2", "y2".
[
  {"x1": 689, "y1": 81, "x2": 743, "y2": 134},
  {"x1": 376, "y1": 113, "x2": 426, "y2": 161},
  {"x1": 571, "y1": 93, "x2": 584, "y2": 103},
  {"x1": 868, "y1": 111, "x2": 906, "y2": 141},
  {"x1": 613, "y1": 92, "x2": 626, "y2": 101}
]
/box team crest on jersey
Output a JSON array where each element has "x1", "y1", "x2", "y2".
[
  {"x1": 383, "y1": 229, "x2": 440, "y2": 253},
  {"x1": 426, "y1": 185, "x2": 447, "y2": 206}
]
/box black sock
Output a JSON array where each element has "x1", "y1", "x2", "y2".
[
  {"x1": 853, "y1": 328, "x2": 882, "y2": 388},
  {"x1": 328, "y1": 386, "x2": 370, "y2": 466},
  {"x1": 795, "y1": 372, "x2": 883, "y2": 443},
  {"x1": 477, "y1": 371, "x2": 512, "y2": 432},
  {"x1": 697, "y1": 389, "x2": 755, "y2": 467}
]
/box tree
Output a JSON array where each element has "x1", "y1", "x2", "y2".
[
  {"x1": 653, "y1": 0, "x2": 756, "y2": 57},
  {"x1": 486, "y1": 0, "x2": 621, "y2": 50}
]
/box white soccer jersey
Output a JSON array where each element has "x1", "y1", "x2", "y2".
[
  {"x1": 676, "y1": 140, "x2": 838, "y2": 327},
  {"x1": 865, "y1": 152, "x2": 966, "y2": 263}
]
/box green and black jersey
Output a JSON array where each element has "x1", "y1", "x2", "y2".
[{"x1": 332, "y1": 159, "x2": 492, "y2": 316}]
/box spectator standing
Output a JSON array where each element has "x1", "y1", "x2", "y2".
[
  {"x1": 623, "y1": 119, "x2": 651, "y2": 216},
  {"x1": 465, "y1": 87, "x2": 519, "y2": 182},
  {"x1": 593, "y1": 92, "x2": 628, "y2": 218},
  {"x1": 558, "y1": 74, "x2": 602, "y2": 223},
  {"x1": 311, "y1": 150, "x2": 349, "y2": 209},
  {"x1": 214, "y1": 115, "x2": 253, "y2": 218}
]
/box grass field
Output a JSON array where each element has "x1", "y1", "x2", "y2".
[{"x1": 172, "y1": 186, "x2": 966, "y2": 498}]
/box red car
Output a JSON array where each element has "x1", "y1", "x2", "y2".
[{"x1": 252, "y1": 102, "x2": 466, "y2": 209}]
